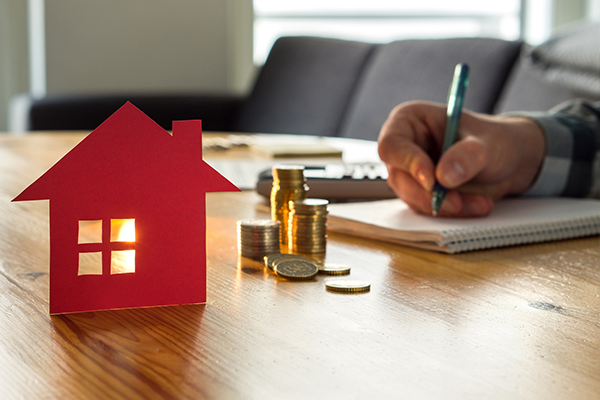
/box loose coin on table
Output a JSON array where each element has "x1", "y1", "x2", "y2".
[
  {"x1": 264, "y1": 253, "x2": 322, "y2": 271},
  {"x1": 264, "y1": 253, "x2": 290, "y2": 270},
  {"x1": 318, "y1": 263, "x2": 351, "y2": 276},
  {"x1": 274, "y1": 258, "x2": 319, "y2": 281},
  {"x1": 325, "y1": 279, "x2": 371, "y2": 293}
]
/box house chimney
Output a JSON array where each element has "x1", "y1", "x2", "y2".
[{"x1": 172, "y1": 120, "x2": 203, "y2": 149}]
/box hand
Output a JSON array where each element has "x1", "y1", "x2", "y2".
[{"x1": 378, "y1": 101, "x2": 545, "y2": 217}]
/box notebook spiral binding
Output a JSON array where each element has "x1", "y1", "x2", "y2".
[{"x1": 443, "y1": 216, "x2": 600, "y2": 253}]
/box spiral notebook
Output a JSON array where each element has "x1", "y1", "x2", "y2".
[{"x1": 327, "y1": 198, "x2": 600, "y2": 253}]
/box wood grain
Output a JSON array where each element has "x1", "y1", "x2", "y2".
[{"x1": 1, "y1": 133, "x2": 599, "y2": 400}]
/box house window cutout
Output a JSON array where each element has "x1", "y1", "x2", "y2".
[
  {"x1": 111, "y1": 250, "x2": 136, "y2": 274},
  {"x1": 111, "y1": 219, "x2": 135, "y2": 242},
  {"x1": 78, "y1": 252, "x2": 103, "y2": 275},
  {"x1": 78, "y1": 220, "x2": 102, "y2": 244},
  {"x1": 77, "y1": 218, "x2": 136, "y2": 276}
]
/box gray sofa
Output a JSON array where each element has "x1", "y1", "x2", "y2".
[{"x1": 11, "y1": 23, "x2": 600, "y2": 141}]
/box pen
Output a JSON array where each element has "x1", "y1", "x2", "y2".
[{"x1": 431, "y1": 63, "x2": 470, "y2": 216}]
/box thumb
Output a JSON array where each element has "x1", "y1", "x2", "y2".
[{"x1": 436, "y1": 137, "x2": 487, "y2": 189}]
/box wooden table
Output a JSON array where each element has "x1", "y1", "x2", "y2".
[{"x1": 1, "y1": 133, "x2": 599, "y2": 400}]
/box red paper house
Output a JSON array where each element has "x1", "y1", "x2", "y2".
[{"x1": 13, "y1": 102, "x2": 239, "y2": 314}]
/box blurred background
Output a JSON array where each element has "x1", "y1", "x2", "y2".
[{"x1": 1, "y1": 0, "x2": 599, "y2": 131}]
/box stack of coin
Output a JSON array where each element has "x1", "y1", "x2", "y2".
[
  {"x1": 237, "y1": 219, "x2": 281, "y2": 259},
  {"x1": 288, "y1": 198, "x2": 329, "y2": 254},
  {"x1": 270, "y1": 165, "x2": 308, "y2": 244}
]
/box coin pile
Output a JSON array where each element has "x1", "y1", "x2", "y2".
[
  {"x1": 264, "y1": 253, "x2": 320, "y2": 280},
  {"x1": 288, "y1": 198, "x2": 329, "y2": 254},
  {"x1": 237, "y1": 219, "x2": 281, "y2": 259},
  {"x1": 264, "y1": 253, "x2": 351, "y2": 277},
  {"x1": 261, "y1": 253, "x2": 367, "y2": 292},
  {"x1": 271, "y1": 165, "x2": 308, "y2": 245}
]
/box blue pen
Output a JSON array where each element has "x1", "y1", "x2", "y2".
[{"x1": 431, "y1": 63, "x2": 469, "y2": 216}]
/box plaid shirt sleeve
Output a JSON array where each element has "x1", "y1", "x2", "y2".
[{"x1": 521, "y1": 100, "x2": 600, "y2": 199}]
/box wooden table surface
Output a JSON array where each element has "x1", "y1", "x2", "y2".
[{"x1": 1, "y1": 133, "x2": 599, "y2": 400}]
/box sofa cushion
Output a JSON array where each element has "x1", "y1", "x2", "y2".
[
  {"x1": 493, "y1": 61, "x2": 576, "y2": 113},
  {"x1": 338, "y1": 38, "x2": 522, "y2": 141},
  {"x1": 234, "y1": 36, "x2": 375, "y2": 136},
  {"x1": 495, "y1": 22, "x2": 600, "y2": 113},
  {"x1": 527, "y1": 22, "x2": 600, "y2": 97}
]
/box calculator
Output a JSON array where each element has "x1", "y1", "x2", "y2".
[{"x1": 256, "y1": 163, "x2": 396, "y2": 201}]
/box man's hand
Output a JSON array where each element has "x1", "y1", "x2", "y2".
[{"x1": 378, "y1": 101, "x2": 545, "y2": 217}]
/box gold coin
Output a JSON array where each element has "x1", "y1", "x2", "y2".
[
  {"x1": 265, "y1": 253, "x2": 320, "y2": 270},
  {"x1": 318, "y1": 263, "x2": 351, "y2": 276},
  {"x1": 272, "y1": 254, "x2": 311, "y2": 264},
  {"x1": 325, "y1": 279, "x2": 370, "y2": 293},
  {"x1": 289, "y1": 198, "x2": 329, "y2": 215},
  {"x1": 237, "y1": 219, "x2": 280, "y2": 229},
  {"x1": 274, "y1": 259, "x2": 318, "y2": 280},
  {"x1": 264, "y1": 253, "x2": 293, "y2": 270}
]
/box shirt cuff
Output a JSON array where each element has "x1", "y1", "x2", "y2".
[{"x1": 523, "y1": 114, "x2": 574, "y2": 196}]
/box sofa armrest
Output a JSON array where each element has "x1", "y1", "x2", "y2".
[{"x1": 9, "y1": 93, "x2": 245, "y2": 133}]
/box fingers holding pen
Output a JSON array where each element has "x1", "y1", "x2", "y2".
[
  {"x1": 385, "y1": 155, "x2": 494, "y2": 217},
  {"x1": 378, "y1": 101, "x2": 494, "y2": 217},
  {"x1": 379, "y1": 137, "x2": 436, "y2": 191},
  {"x1": 386, "y1": 167, "x2": 462, "y2": 215},
  {"x1": 378, "y1": 102, "x2": 447, "y2": 192}
]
